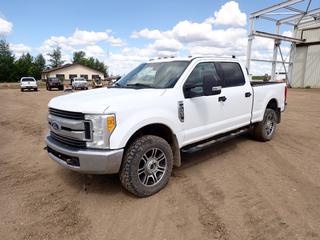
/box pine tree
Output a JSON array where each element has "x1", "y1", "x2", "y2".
[
  {"x1": 47, "y1": 47, "x2": 64, "y2": 68},
  {"x1": 0, "y1": 40, "x2": 15, "y2": 82},
  {"x1": 33, "y1": 54, "x2": 46, "y2": 79}
]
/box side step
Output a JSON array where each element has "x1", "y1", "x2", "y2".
[{"x1": 182, "y1": 128, "x2": 249, "y2": 154}]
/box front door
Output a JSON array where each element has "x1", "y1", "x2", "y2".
[{"x1": 182, "y1": 62, "x2": 225, "y2": 146}]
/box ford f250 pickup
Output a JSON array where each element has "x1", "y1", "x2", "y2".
[
  {"x1": 45, "y1": 57, "x2": 287, "y2": 197},
  {"x1": 46, "y1": 77, "x2": 64, "y2": 91},
  {"x1": 20, "y1": 77, "x2": 38, "y2": 91}
]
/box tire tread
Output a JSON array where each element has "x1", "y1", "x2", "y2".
[{"x1": 119, "y1": 135, "x2": 173, "y2": 197}]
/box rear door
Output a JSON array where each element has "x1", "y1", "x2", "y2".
[{"x1": 215, "y1": 62, "x2": 253, "y2": 131}]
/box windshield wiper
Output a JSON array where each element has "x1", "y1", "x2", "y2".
[
  {"x1": 110, "y1": 82, "x2": 125, "y2": 88},
  {"x1": 125, "y1": 83, "x2": 154, "y2": 89}
]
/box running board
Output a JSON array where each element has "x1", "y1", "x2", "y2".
[{"x1": 182, "y1": 128, "x2": 249, "y2": 154}]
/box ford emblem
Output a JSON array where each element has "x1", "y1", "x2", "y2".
[{"x1": 51, "y1": 121, "x2": 61, "y2": 131}]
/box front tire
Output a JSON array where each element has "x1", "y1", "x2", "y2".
[
  {"x1": 120, "y1": 135, "x2": 173, "y2": 197},
  {"x1": 252, "y1": 108, "x2": 278, "y2": 141}
]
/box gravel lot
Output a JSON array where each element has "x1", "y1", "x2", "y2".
[{"x1": 0, "y1": 88, "x2": 319, "y2": 240}]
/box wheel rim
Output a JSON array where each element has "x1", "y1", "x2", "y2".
[
  {"x1": 137, "y1": 148, "x2": 167, "y2": 186},
  {"x1": 265, "y1": 112, "x2": 276, "y2": 136}
]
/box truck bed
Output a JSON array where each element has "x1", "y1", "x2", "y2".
[{"x1": 250, "y1": 81, "x2": 286, "y2": 124}]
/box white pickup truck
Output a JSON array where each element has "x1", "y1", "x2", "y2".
[
  {"x1": 20, "y1": 77, "x2": 38, "y2": 91},
  {"x1": 45, "y1": 57, "x2": 287, "y2": 197}
]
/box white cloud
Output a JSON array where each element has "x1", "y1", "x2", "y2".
[
  {"x1": 253, "y1": 37, "x2": 274, "y2": 51},
  {"x1": 39, "y1": 28, "x2": 125, "y2": 55},
  {"x1": 283, "y1": 30, "x2": 293, "y2": 37},
  {"x1": 171, "y1": 20, "x2": 213, "y2": 42},
  {"x1": 150, "y1": 38, "x2": 182, "y2": 52},
  {"x1": 10, "y1": 43, "x2": 31, "y2": 57},
  {"x1": 84, "y1": 45, "x2": 105, "y2": 57},
  {"x1": 212, "y1": 1, "x2": 246, "y2": 27},
  {"x1": 0, "y1": 17, "x2": 13, "y2": 36},
  {"x1": 131, "y1": 28, "x2": 164, "y2": 40}
]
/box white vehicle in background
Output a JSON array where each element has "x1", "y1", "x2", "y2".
[
  {"x1": 45, "y1": 56, "x2": 287, "y2": 197},
  {"x1": 20, "y1": 77, "x2": 38, "y2": 92},
  {"x1": 72, "y1": 77, "x2": 88, "y2": 90}
]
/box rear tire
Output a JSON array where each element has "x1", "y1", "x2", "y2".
[
  {"x1": 21, "y1": 88, "x2": 23, "y2": 92},
  {"x1": 252, "y1": 108, "x2": 277, "y2": 141},
  {"x1": 120, "y1": 135, "x2": 173, "y2": 197},
  {"x1": 35, "y1": 88, "x2": 38, "y2": 91}
]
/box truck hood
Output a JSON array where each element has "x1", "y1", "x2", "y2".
[{"x1": 48, "y1": 87, "x2": 166, "y2": 114}]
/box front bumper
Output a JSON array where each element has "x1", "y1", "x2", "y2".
[
  {"x1": 45, "y1": 135, "x2": 123, "y2": 174},
  {"x1": 49, "y1": 84, "x2": 63, "y2": 87}
]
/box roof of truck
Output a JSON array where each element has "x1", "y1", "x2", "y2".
[{"x1": 148, "y1": 56, "x2": 239, "y2": 63}]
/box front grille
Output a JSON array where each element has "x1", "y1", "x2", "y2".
[
  {"x1": 49, "y1": 108, "x2": 85, "y2": 120},
  {"x1": 50, "y1": 131, "x2": 86, "y2": 148}
]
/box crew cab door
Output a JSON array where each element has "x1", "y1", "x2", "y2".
[
  {"x1": 215, "y1": 62, "x2": 252, "y2": 131},
  {"x1": 182, "y1": 62, "x2": 225, "y2": 145}
]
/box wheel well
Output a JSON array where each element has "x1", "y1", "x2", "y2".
[
  {"x1": 266, "y1": 99, "x2": 281, "y2": 123},
  {"x1": 126, "y1": 124, "x2": 181, "y2": 167}
]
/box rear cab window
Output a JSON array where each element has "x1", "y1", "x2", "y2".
[
  {"x1": 21, "y1": 78, "x2": 35, "y2": 82},
  {"x1": 215, "y1": 62, "x2": 245, "y2": 88}
]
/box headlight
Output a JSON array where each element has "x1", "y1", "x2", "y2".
[{"x1": 85, "y1": 114, "x2": 116, "y2": 149}]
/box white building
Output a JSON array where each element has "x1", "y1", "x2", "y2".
[
  {"x1": 42, "y1": 63, "x2": 104, "y2": 81},
  {"x1": 292, "y1": 25, "x2": 320, "y2": 88}
]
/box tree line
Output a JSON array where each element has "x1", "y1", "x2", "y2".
[{"x1": 0, "y1": 39, "x2": 108, "y2": 82}]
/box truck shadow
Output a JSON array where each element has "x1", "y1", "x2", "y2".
[
  {"x1": 56, "y1": 170, "x2": 127, "y2": 196},
  {"x1": 56, "y1": 135, "x2": 249, "y2": 196},
  {"x1": 178, "y1": 136, "x2": 247, "y2": 170}
]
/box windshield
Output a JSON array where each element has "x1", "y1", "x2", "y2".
[
  {"x1": 116, "y1": 61, "x2": 189, "y2": 88},
  {"x1": 21, "y1": 78, "x2": 35, "y2": 82}
]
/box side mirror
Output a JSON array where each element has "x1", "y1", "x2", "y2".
[{"x1": 203, "y1": 75, "x2": 221, "y2": 96}]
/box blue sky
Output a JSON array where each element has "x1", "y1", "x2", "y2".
[{"x1": 1, "y1": 0, "x2": 319, "y2": 75}]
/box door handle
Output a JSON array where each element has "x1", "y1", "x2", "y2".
[
  {"x1": 218, "y1": 96, "x2": 227, "y2": 102},
  {"x1": 245, "y1": 92, "x2": 252, "y2": 97}
]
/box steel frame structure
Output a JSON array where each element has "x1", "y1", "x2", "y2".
[{"x1": 246, "y1": 0, "x2": 320, "y2": 84}]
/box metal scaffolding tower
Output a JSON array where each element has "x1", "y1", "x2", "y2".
[{"x1": 246, "y1": 0, "x2": 320, "y2": 84}]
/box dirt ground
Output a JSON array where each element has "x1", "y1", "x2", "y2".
[{"x1": 0, "y1": 88, "x2": 319, "y2": 240}]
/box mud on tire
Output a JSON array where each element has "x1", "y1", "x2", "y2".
[{"x1": 119, "y1": 135, "x2": 173, "y2": 197}]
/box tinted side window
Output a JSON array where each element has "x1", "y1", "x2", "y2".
[
  {"x1": 184, "y1": 63, "x2": 219, "y2": 97},
  {"x1": 217, "y1": 62, "x2": 245, "y2": 87}
]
